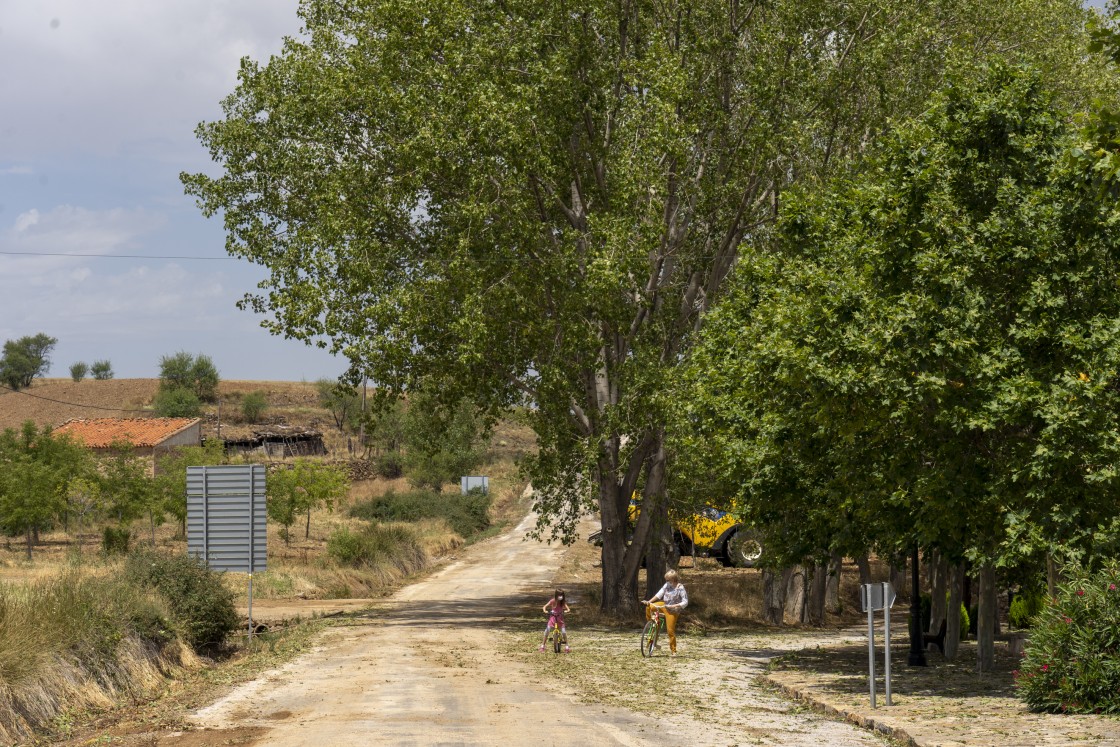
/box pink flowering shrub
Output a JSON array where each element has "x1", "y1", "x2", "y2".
[{"x1": 1016, "y1": 560, "x2": 1120, "y2": 713}]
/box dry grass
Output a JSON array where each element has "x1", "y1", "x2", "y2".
[{"x1": 0, "y1": 573, "x2": 202, "y2": 744}]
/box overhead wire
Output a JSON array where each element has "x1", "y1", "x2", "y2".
[{"x1": 0, "y1": 382, "x2": 152, "y2": 413}]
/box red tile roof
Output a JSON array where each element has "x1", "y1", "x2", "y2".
[{"x1": 53, "y1": 418, "x2": 200, "y2": 448}]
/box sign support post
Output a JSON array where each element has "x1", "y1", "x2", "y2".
[{"x1": 860, "y1": 581, "x2": 897, "y2": 708}]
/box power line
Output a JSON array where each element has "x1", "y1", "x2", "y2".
[
  {"x1": 0, "y1": 383, "x2": 153, "y2": 413},
  {"x1": 0, "y1": 250, "x2": 234, "y2": 261}
]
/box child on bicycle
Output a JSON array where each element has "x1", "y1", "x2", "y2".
[
  {"x1": 642, "y1": 569, "x2": 688, "y2": 656},
  {"x1": 539, "y1": 588, "x2": 571, "y2": 653}
]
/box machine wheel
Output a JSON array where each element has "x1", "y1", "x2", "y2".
[{"x1": 726, "y1": 529, "x2": 763, "y2": 568}]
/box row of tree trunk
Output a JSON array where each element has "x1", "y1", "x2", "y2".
[{"x1": 763, "y1": 552, "x2": 1005, "y2": 673}]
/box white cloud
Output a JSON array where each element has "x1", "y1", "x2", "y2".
[
  {"x1": 14, "y1": 209, "x2": 39, "y2": 232},
  {"x1": 0, "y1": 1, "x2": 302, "y2": 163},
  {"x1": 0, "y1": 166, "x2": 33, "y2": 175}
]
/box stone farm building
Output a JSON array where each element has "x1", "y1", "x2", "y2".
[
  {"x1": 218, "y1": 424, "x2": 327, "y2": 458},
  {"x1": 53, "y1": 417, "x2": 202, "y2": 467}
]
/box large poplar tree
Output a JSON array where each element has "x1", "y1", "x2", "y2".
[{"x1": 185, "y1": 0, "x2": 1099, "y2": 613}]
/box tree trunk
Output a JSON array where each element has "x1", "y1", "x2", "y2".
[
  {"x1": 784, "y1": 565, "x2": 808, "y2": 625},
  {"x1": 599, "y1": 445, "x2": 657, "y2": 618},
  {"x1": 1046, "y1": 554, "x2": 1061, "y2": 598},
  {"x1": 762, "y1": 568, "x2": 789, "y2": 625},
  {"x1": 890, "y1": 561, "x2": 905, "y2": 594},
  {"x1": 928, "y1": 550, "x2": 948, "y2": 649},
  {"x1": 806, "y1": 562, "x2": 828, "y2": 625},
  {"x1": 25, "y1": 526, "x2": 33, "y2": 561},
  {"x1": 32, "y1": 525, "x2": 40, "y2": 545},
  {"x1": 856, "y1": 554, "x2": 872, "y2": 586},
  {"x1": 945, "y1": 562, "x2": 965, "y2": 660},
  {"x1": 306, "y1": 508, "x2": 312, "y2": 540},
  {"x1": 824, "y1": 552, "x2": 843, "y2": 614},
  {"x1": 643, "y1": 448, "x2": 670, "y2": 601},
  {"x1": 977, "y1": 563, "x2": 997, "y2": 673}
]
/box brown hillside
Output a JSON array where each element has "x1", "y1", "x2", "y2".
[{"x1": 0, "y1": 379, "x2": 321, "y2": 432}]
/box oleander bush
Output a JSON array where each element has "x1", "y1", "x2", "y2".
[{"x1": 1016, "y1": 560, "x2": 1120, "y2": 713}]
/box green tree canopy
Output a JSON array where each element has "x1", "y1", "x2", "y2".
[
  {"x1": 184, "y1": 0, "x2": 1107, "y2": 613},
  {"x1": 90, "y1": 360, "x2": 114, "y2": 380},
  {"x1": 0, "y1": 334, "x2": 57, "y2": 390},
  {"x1": 158, "y1": 352, "x2": 220, "y2": 402},
  {"x1": 679, "y1": 64, "x2": 1120, "y2": 657},
  {"x1": 0, "y1": 422, "x2": 93, "y2": 559},
  {"x1": 266, "y1": 459, "x2": 350, "y2": 543}
]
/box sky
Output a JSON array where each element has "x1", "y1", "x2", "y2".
[
  {"x1": 0, "y1": 2, "x2": 1112, "y2": 384},
  {"x1": 0, "y1": 1, "x2": 343, "y2": 381}
]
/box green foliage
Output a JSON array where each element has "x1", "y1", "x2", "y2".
[
  {"x1": 349, "y1": 488, "x2": 491, "y2": 539},
  {"x1": 326, "y1": 523, "x2": 427, "y2": 573},
  {"x1": 266, "y1": 459, "x2": 350, "y2": 543},
  {"x1": 1010, "y1": 589, "x2": 1049, "y2": 629},
  {"x1": 403, "y1": 393, "x2": 488, "y2": 492},
  {"x1": 153, "y1": 386, "x2": 202, "y2": 417},
  {"x1": 98, "y1": 442, "x2": 160, "y2": 528},
  {"x1": 0, "y1": 333, "x2": 57, "y2": 390},
  {"x1": 0, "y1": 422, "x2": 94, "y2": 559},
  {"x1": 154, "y1": 440, "x2": 227, "y2": 533},
  {"x1": 182, "y1": 0, "x2": 1107, "y2": 611},
  {"x1": 240, "y1": 390, "x2": 268, "y2": 422},
  {"x1": 90, "y1": 359, "x2": 113, "y2": 380},
  {"x1": 678, "y1": 64, "x2": 1120, "y2": 578},
  {"x1": 102, "y1": 525, "x2": 131, "y2": 555},
  {"x1": 315, "y1": 379, "x2": 360, "y2": 432},
  {"x1": 123, "y1": 550, "x2": 239, "y2": 649},
  {"x1": 374, "y1": 452, "x2": 404, "y2": 479},
  {"x1": 158, "y1": 351, "x2": 220, "y2": 402},
  {"x1": 0, "y1": 573, "x2": 173, "y2": 694},
  {"x1": 69, "y1": 361, "x2": 88, "y2": 381},
  {"x1": 1016, "y1": 561, "x2": 1120, "y2": 713}
]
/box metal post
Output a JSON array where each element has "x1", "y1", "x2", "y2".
[
  {"x1": 908, "y1": 545, "x2": 928, "y2": 666},
  {"x1": 884, "y1": 581, "x2": 892, "y2": 705},
  {"x1": 201, "y1": 466, "x2": 208, "y2": 563},
  {"x1": 868, "y1": 598, "x2": 876, "y2": 708},
  {"x1": 248, "y1": 573, "x2": 254, "y2": 644}
]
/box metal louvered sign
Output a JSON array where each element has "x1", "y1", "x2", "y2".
[{"x1": 187, "y1": 465, "x2": 266, "y2": 573}]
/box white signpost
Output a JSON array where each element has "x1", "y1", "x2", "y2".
[{"x1": 860, "y1": 582, "x2": 897, "y2": 708}]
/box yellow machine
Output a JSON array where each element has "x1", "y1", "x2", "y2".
[{"x1": 590, "y1": 495, "x2": 763, "y2": 568}]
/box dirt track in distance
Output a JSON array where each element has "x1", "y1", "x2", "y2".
[{"x1": 170, "y1": 510, "x2": 890, "y2": 747}]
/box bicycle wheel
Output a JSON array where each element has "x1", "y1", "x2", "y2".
[
  {"x1": 553, "y1": 628, "x2": 562, "y2": 654},
  {"x1": 641, "y1": 620, "x2": 659, "y2": 657}
]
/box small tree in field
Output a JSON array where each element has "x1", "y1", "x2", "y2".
[
  {"x1": 159, "y1": 352, "x2": 220, "y2": 402},
  {"x1": 155, "y1": 439, "x2": 227, "y2": 537},
  {"x1": 315, "y1": 379, "x2": 359, "y2": 431},
  {"x1": 241, "y1": 390, "x2": 268, "y2": 422},
  {"x1": 0, "y1": 422, "x2": 93, "y2": 560},
  {"x1": 267, "y1": 460, "x2": 350, "y2": 543},
  {"x1": 153, "y1": 387, "x2": 202, "y2": 417},
  {"x1": 90, "y1": 360, "x2": 114, "y2": 380},
  {"x1": 99, "y1": 442, "x2": 161, "y2": 544},
  {"x1": 0, "y1": 333, "x2": 57, "y2": 390},
  {"x1": 404, "y1": 393, "x2": 487, "y2": 493},
  {"x1": 69, "y1": 362, "x2": 88, "y2": 381}
]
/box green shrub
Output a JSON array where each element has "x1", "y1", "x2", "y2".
[
  {"x1": 90, "y1": 359, "x2": 114, "y2": 380},
  {"x1": 348, "y1": 488, "x2": 490, "y2": 539},
  {"x1": 326, "y1": 524, "x2": 427, "y2": 574},
  {"x1": 123, "y1": 550, "x2": 239, "y2": 649},
  {"x1": 153, "y1": 386, "x2": 202, "y2": 417},
  {"x1": 241, "y1": 390, "x2": 268, "y2": 422},
  {"x1": 1010, "y1": 589, "x2": 1047, "y2": 629},
  {"x1": 102, "y1": 525, "x2": 131, "y2": 555},
  {"x1": 69, "y1": 361, "x2": 88, "y2": 381},
  {"x1": 376, "y1": 452, "x2": 404, "y2": 479},
  {"x1": 1016, "y1": 560, "x2": 1120, "y2": 713}
]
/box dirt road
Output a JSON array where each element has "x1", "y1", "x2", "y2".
[{"x1": 186, "y1": 513, "x2": 887, "y2": 746}]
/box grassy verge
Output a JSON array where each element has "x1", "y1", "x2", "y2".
[{"x1": 0, "y1": 572, "x2": 201, "y2": 744}]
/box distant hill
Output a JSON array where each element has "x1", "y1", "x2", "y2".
[{"x1": 0, "y1": 379, "x2": 321, "y2": 432}]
